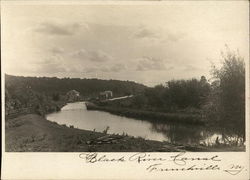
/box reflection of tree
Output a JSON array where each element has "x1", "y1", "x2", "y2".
[
  {"x1": 221, "y1": 133, "x2": 244, "y2": 146},
  {"x1": 215, "y1": 125, "x2": 244, "y2": 146},
  {"x1": 149, "y1": 122, "x2": 245, "y2": 146},
  {"x1": 149, "y1": 122, "x2": 204, "y2": 145}
]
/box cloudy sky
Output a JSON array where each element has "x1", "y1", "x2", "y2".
[{"x1": 2, "y1": 1, "x2": 249, "y2": 86}]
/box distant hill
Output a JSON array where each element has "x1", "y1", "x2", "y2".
[
  {"x1": 5, "y1": 74, "x2": 147, "y2": 98},
  {"x1": 5, "y1": 74, "x2": 147, "y2": 116}
]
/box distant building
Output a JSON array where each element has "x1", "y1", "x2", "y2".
[
  {"x1": 99, "y1": 91, "x2": 113, "y2": 100},
  {"x1": 66, "y1": 90, "x2": 80, "y2": 102}
]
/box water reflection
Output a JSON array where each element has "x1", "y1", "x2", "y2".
[
  {"x1": 46, "y1": 102, "x2": 244, "y2": 147},
  {"x1": 149, "y1": 122, "x2": 244, "y2": 146}
]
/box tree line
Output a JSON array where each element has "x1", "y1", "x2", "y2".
[
  {"x1": 5, "y1": 75, "x2": 146, "y2": 98},
  {"x1": 5, "y1": 75, "x2": 146, "y2": 115},
  {"x1": 5, "y1": 48, "x2": 245, "y2": 136},
  {"x1": 103, "y1": 48, "x2": 245, "y2": 136},
  {"x1": 131, "y1": 48, "x2": 245, "y2": 136}
]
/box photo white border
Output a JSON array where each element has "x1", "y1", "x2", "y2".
[{"x1": 1, "y1": 1, "x2": 249, "y2": 179}]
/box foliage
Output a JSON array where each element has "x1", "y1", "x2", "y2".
[
  {"x1": 203, "y1": 47, "x2": 245, "y2": 138},
  {"x1": 5, "y1": 75, "x2": 146, "y2": 99},
  {"x1": 166, "y1": 77, "x2": 210, "y2": 109},
  {"x1": 5, "y1": 75, "x2": 146, "y2": 116},
  {"x1": 117, "y1": 76, "x2": 211, "y2": 113}
]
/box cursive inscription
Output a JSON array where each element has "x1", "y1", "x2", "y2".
[
  {"x1": 170, "y1": 152, "x2": 221, "y2": 165},
  {"x1": 78, "y1": 152, "x2": 244, "y2": 176},
  {"x1": 224, "y1": 164, "x2": 245, "y2": 175},
  {"x1": 129, "y1": 153, "x2": 167, "y2": 163},
  {"x1": 79, "y1": 152, "x2": 125, "y2": 163},
  {"x1": 146, "y1": 163, "x2": 220, "y2": 172}
]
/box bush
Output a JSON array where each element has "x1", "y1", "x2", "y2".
[{"x1": 204, "y1": 47, "x2": 245, "y2": 139}]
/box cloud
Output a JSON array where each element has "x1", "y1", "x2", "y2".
[
  {"x1": 110, "y1": 64, "x2": 126, "y2": 72},
  {"x1": 37, "y1": 63, "x2": 66, "y2": 73},
  {"x1": 33, "y1": 55, "x2": 67, "y2": 73},
  {"x1": 183, "y1": 65, "x2": 200, "y2": 71},
  {"x1": 134, "y1": 26, "x2": 186, "y2": 43},
  {"x1": 134, "y1": 27, "x2": 159, "y2": 39},
  {"x1": 136, "y1": 56, "x2": 170, "y2": 71},
  {"x1": 71, "y1": 49, "x2": 114, "y2": 62},
  {"x1": 34, "y1": 22, "x2": 81, "y2": 36},
  {"x1": 82, "y1": 63, "x2": 126, "y2": 74},
  {"x1": 50, "y1": 47, "x2": 64, "y2": 54},
  {"x1": 163, "y1": 32, "x2": 187, "y2": 43},
  {"x1": 83, "y1": 67, "x2": 98, "y2": 73}
]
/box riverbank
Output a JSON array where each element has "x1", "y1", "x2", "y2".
[
  {"x1": 5, "y1": 99, "x2": 67, "y2": 119},
  {"x1": 5, "y1": 114, "x2": 245, "y2": 152},
  {"x1": 86, "y1": 102, "x2": 204, "y2": 125}
]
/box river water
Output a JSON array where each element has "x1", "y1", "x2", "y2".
[{"x1": 46, "y1": 102, "x2": 244, "y2": 146}]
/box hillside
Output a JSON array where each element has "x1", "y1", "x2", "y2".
[
  {"x1": 5, "y1": 74, "x2": 147, "y2": 116},
  {"x1": 5, "y1": 74, "x2": 146, "y2": 98}
]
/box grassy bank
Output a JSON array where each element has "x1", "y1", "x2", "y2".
[
  {"x1": 86, "y1": 102, "x2": 204, "y2": 125},
  {"x1": 5, "y1": 114, "x2": 245, "y2": 152},
  {"x1": 4, "y1": 114, "x2": 179, "y2": 152}
]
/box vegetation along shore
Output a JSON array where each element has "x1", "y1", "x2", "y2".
[
  {"x1": 85, "y1": 102, "x2": 204, "y2": 125},
  {"x1": 5, "y1": 114, "x2": 244, "y2": 152},
  {"x1": 5, "y1": 48, "x2": 246, "y2": 151}
]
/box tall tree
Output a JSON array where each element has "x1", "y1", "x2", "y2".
[{"x1": 206, "y1": 47, "x2": 245, "y2": 137}]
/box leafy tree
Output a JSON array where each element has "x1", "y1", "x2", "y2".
[
  {"x1": 132, "y1": 94, "x2": 148, "y2": 108},
  {"x1": 166, "y1": 78, "x2": 210, "y2": 109},
  {"x1": 145, "y1": 85, "x2": 166, "y2": 108},
  {"x1": 204, "y1": 47, "x2": 245, "y2": 138},
  {"x1": 52, "y1": 92, "x2": 60, "y2": 101}
]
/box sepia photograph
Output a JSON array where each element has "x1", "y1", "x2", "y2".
[{"x1": 2, "y1": 1, "x2": 248, "y2": 154}]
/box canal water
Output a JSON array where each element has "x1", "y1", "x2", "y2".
[{"x1": 46, "y1": 102, "x2": 244, "y2": 146}]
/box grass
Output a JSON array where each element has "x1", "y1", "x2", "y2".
[
  {"x1": 86, "y1": 102, "x2": 204, "y2": 124},
  {"x1": 5, "y1": 114, "x2": 167, "y2": 152},
  {"x1": 5, "y1": 114, "x2": 245, "y2": 152}
]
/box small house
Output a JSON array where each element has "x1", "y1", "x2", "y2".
[
  {"x1": 99, "y1": 91, "x2": 113, "y2": 100},
  {"x1": 66, "y1": 90, "x2": 80, "y2": 102}
]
